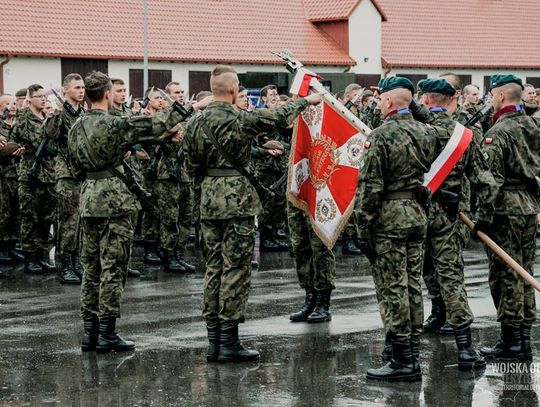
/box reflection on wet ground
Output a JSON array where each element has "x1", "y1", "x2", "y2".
[{"x1": 1, "y1": 243, "x2": 539, "y2": 406}]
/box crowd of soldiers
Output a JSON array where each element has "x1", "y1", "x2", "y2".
[{"x1": 0, "y1": 67, "x2": 539, "y2": 381}]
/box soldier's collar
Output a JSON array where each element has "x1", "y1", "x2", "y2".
[{"x1": 492, "y1": 104, "x2": 523, "y2": 123}]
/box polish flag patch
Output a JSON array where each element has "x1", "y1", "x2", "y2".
[{"x1": 485, "y1": 137, "x2": 493, "y2": 144}]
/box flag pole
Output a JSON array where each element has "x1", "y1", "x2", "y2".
[{"x1": 459, "y1": 212, "x2": 540, "y2": 292}]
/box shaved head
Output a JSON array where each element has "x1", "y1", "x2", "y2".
[
  {"x1": 380, "y1": 88, "x2": 412, "y2": 116},
  {"x1": 492, "y1": 82, "x2": 522, "y2": 111},
  {"x1": 210, "y1": 65, "x2": 239, "y2": 98},
  {"x1": 422, "y1": 92, "x2": 452, "y2": 109}
]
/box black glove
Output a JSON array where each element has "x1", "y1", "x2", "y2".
[
  {"x1": 472, "y1": 219, "x2": 491, "y2": 242},
  {"x1": 436, "y1": 189, "x2": 460, "y2": 221},
  {"x1": 356, "y1": 239, "x2": 377, "y2": 264}
]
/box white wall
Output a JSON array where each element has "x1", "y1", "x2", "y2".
[
  {"x1": 2, "y1": 56, "x2": 61, "y2": 94},
  {"x1": 348, "y1": 0, "x2": 383, "y2": 75},
  {"x1": 388, "y1": 68, "x2": 540, "y2": 94}
]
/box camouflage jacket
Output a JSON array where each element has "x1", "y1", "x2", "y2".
[
  {"x1": 43, "y1": 103, "x2": 84, "y2": 180},
  {"x1": 426, "y1": 110, "x2": 496, "y2": 216},
  {"x1": 184, "y1": 99, "x2": 308, "y2": 220},
  {"x1": 9, "y1": 107, "x2": 53, "y2": 183},
  {"x1": 481, "y1": 109, "x2": 540, "y2": 216},
  {"x1": 157, "y1": 122, "x2": 190, "y2": 182},
  {"x1": 354, "y1": 112, "x2": 438, "y2": 239},
  {"x1": 0, "y1": 120, "x2": 17, "y2": 178},
  {"x1": 68, "y1": 107, "x2": 186, "y2": 218}
]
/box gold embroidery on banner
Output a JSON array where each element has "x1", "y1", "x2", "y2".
[
  {"x1": 316, "y1": 197, "x2": 337, "y2": 224},
  {"x1": 347, "y1": 137, "x2": 363, "y2": 168},
  {"x1": 301, "y1": 103, "x2": 323, "y2": 127},
  {"x1": 308, "y1": 133, "x2": 340, "y2": 191}
]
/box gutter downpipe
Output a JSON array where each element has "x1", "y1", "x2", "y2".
[{"x1": 0, "y1": 54, "x2": 12, "y2": 94}]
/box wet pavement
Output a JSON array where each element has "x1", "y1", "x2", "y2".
[{"x1": 1, "y1": 241, "x2": 540, "y2": 406}]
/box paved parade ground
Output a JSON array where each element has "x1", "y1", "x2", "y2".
[{"x1": 1, "y1": 243, "x2": 540, "y2": 406}]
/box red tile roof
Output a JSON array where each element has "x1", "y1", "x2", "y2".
[
  {"x1": 379, "y1": 0, "x2": 540, "y2": 69},
  {"x1": 303, "y1": 0, "x2": 387, "y2": 22},
  {"x1": 0, "y1": 0, "x2": 355, "y2": 66}
]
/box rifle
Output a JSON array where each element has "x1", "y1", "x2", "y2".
[
  {"x1": 51, "y1": 88, "x2": 81, "y2": 118},
  {"x1": 121, "y1": 159, "x2": 154, "y2": 211},
  {"x1": 1, "y1": 97, "x2": 15, "y2": 121},
  {"x1": 170, "y1": 144, "x2": 185, "y2": 181},
  {"x1": 146, "y1": 144, "x2": 164, "y2": 180},
  {"x1": 464, "y1": 103, "x2": 492, "y2": 128},
  {"x1": 344, "y1": 92, "x2": 361, "y2": 110},
  {"x1": 125, "y1": 94, "x2": 133, "y2": 110},
  {"x1": 139, "y1": 87, "x2": 154, "y2": 110}
]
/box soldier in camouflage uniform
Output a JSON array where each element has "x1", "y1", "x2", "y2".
[
  {"x1": 184, "y1": 65, "x2": 320, "y2": 363},
  {"x1": 417, "y1": 78, "x2": 496, "y2": 370},
  {"x1": 68, "y1": 71, "x2": 197, "y2": 353},
  {"x1": 477, "y1": 75, "x2": 540, "y2": 361},
  {"x1": 10, "y1": 84, "x2": 57, "y2": 274},
  {"x1": 43, "y1": 74, "x2": 86, "y2": 284},
  {"x1": 0, "y1": 95, "x2": 24, "y2": 268},
  {"x1": 355, "y1": 77, "x2": 437, "y2": 381},
  {"x1": 288, "y1": 203, "x2": 336, "y2": 323}
]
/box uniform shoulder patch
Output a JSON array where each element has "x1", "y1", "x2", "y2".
[{"x1": 484, "y1": 136, "x2": 493, "y2": 144}]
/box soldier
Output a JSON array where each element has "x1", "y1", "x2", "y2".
[
  {"x1": 10, "y1": 84, "x2": 57, "y2": 274},
  {"x1": 417, "y1": 78, "x2": 496, "y2": 370},
  {"x1": 184, "y1": 65, "x2": 321, "y2": 363},
  {"x1": 477, "y1": 75, "x2": 540, "y2": 361},
  {"x1": 462, "y1": 84, "x2": 481, "y2": 112},
  {"x1": 522, "y1": 83, "x2": 539, "y2": 116},
  {"x1": 43, "y1": 73, "x2": 85, "y2": 284},
  {"x1": 14, "y1": 89, "x2": 27, "y2": 110},
  {"x1": 68, "y1": 71, "x2": 203, "y2": 353},
  {"x1": 288, "y1": 202, "x2": 336, "y2": 323},
  {"x1": 0, "y1": 95, "x2": 24, "y2": 265},
  {"x1": 153, "y1": 82, "x2": 197, "y2": 273},
  {"x1": 355, "y1": 77, "x2": 437, "y2": 381}
]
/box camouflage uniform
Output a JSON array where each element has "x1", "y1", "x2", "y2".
[
  {"x1": 68, "y1": 107, "x2": 185, "y2": 318},
  {"x1": 422, "y1": 110, "x2": 496, "y2": 328},
  {"x1": 155, "y1": 130, "x2": 193, "y2": 253},
  {"x1": 9, "y1": 108, "x2": 56, "y2": 258},
  {"x1": 287, "y1": 203, "x2": 335, "y2": 290},
  {"x1": 184, "y1": 100, "x2": 308, "y2": 327},
  {"x1": 355, "y1": 110, "x2": 437, "y2": 337},
  {"x1": 481, "y1": 107, "x2": 540, "y2": 326},
  {"x1": 43, "y1": 105, "x2": 84, "y2": 256},
  {"x1": 0, "y1": 120, "x2": 20, "y2": 248}
]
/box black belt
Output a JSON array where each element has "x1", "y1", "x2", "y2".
[
  {"x1": 501, "y1": 184, "x2": 526, "y2": 191},
  {"x1": 383, "y1": 190, "x2": 415, "y2": 200},
  {"x1": 86, "y1": 165, "x2": 124, "y2": 180},
  {"x1": 206, "y1": 168, "x2": 242, "y2": 177}
]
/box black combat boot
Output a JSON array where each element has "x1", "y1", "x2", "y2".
[
  {"x1": 8, "y1": 242, "x2": 25, "y2": 262},
  {"x1": 0, "y1": 245, "x2": 11, "y2": 264},
  {"x1": 289, "y1": 288, "x2": 317, "y2": 322},
  {"x1": 439, "y1": 321, "x2": 454, "y2": 335},
  {"x1": 521, "y1": 321, "x2": 533, "y2": 361},
  {"x1": 206, "y1": 322, "x2": 220, "y2": 362},
  {"x1": 161, "y1": 249, "x2": 185, "y2": 273},
  {"x1": 37, "y1": 251, "x2": 56, "y2": 273},
  {"x1": 381, "y1": 332, "x2": 392, "y2": 362},
  {"x1": 24, "y1": 253, "x2": 43, "y2": 275},
  {"x1": 175, "y1": 249, "x2": 196, "y2": 272},
  {"x1": 479, "y1": 322, "x2": 525, "y2": 360},
  {"x1": 81, "y1": 315, "x2": 99, "y2": 352},
  {"x1": 127, "y1": 267, "x2": 141, "y2": 278},
  {"x1": 260, "y1": 228, "x2": 281, "y2": 252},
  {"x1": 217, "y1": 324, "x2": 259, "y2": 363},
  {"x1": 273, "y1": 230, "x2": 291, "y2": 251},
  {"x1": 423, "y1": 297, "x2": 446, "y2": 333},
  {"x1": 341, "y1": 234, "x2": 363, "y2": 255},
  {"x1": 96, "y1": 317, "x2": 135, "y2": 353},
  {"x1": 307, "y1": 289, "x2": 332, "y2": 323},
  {"x1": 57, "y1": 253, "x2": 81, "y2": 284},
  {"x1": 72, "y1": 255, "x2": 84, "y2": 279},
  {"x1": 454, "y1": 325, "x2": 486, "y2": 370},
  {"x1": 366, "y1": 337, "x2": 420, "y2": 382},
  {"x1": 410, "y1": 335, "x2": 421, "y2": 377},
  {"x1": 143, "y1": 243, "x2": 161, "y2": 265}
]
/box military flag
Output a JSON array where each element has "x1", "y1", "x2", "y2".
[{"x1": 287, "y1": 69, "x2": 371, "y2": 249}]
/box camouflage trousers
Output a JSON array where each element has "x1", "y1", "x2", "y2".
[
  {"x1": 80, "y1": 215, "x2": 134, "y2": 318},
  {"x1": 487, "y1": 214, "x2": 537, "y2": 326},
  {"x1": 257, "y1": 170, "x2": 286, "y2": 228},
  {"x1": 0, "y1": 177, "x2": 20, "y2": 244},
  {"x1": 141, "y1": 177, "x2": 160, "y2": 243},
  {"x1": 201, "y1": 216, "x2": 255, "y2": 326},
  {"x1": 423, "y1": 208, "x2": 474, "y2": 328},
  {"x1": 18, "y1": 181, "x2": 56, "y2": 255},
  {"x1": 55, "y1": 177, "x2": 80, "y2": 254},
  {"x1": 371, "y1": 225, "x2": 426, "y2": 337},
  {"x1": 288, "y1": 203, "x2": 335, "y2": 291},
  {"x1": 155, "y1": 179, "x2": 193, "y2": 251}
]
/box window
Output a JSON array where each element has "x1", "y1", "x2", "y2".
[
  {"x1": 129, "y1": 69, "x2": 172, "y2": 99},
  {"x1": 355, "y1": 74, "x2": 381, "y2": 89},
  {"x1": 61, "y1": 58, "x2": 108, "y2": 82},
  {"x1": 189, "y1": 71, "x2": 212, "y2": 98},
  {"x1": 526, "y1": 77, "x2": 540, "y2": 88},
  {"x1": 396, "y1": 74, "x2": 427, "y2": 90}
]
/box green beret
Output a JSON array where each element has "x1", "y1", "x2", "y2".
[
  {"x1": 490, "y1": 74, "x2": 524, "y2": 90},
  {"x1": 418, "y1": 78, "x2": 456, "y2": 96},
  {"x1": 378, "y1": 77, "x2": 415, "y2": 95}
]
